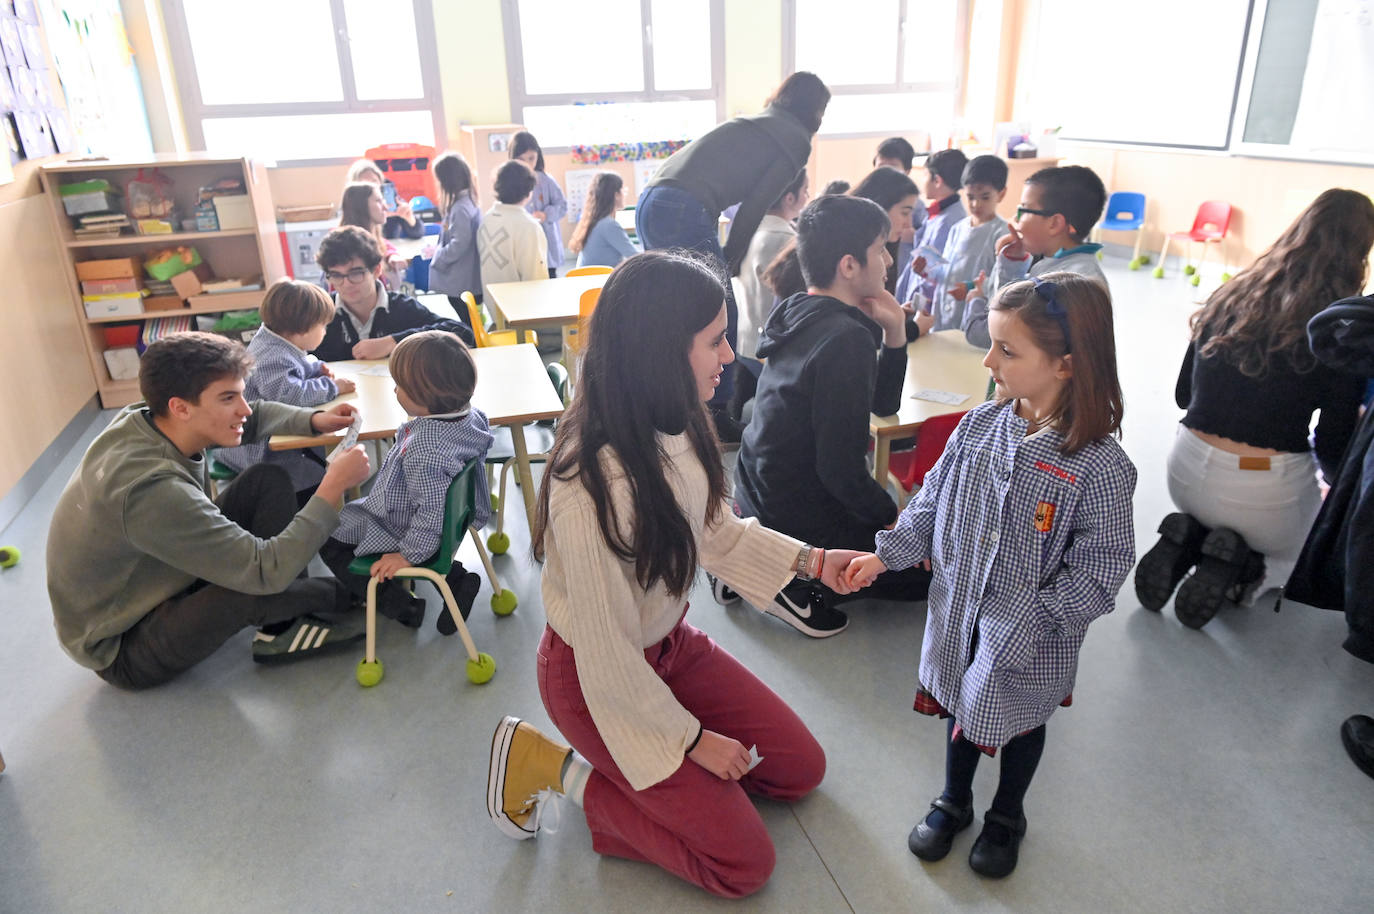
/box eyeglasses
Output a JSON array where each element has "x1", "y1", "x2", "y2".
[
  {"x1": 1015, "y1": 206, "x2": 1056, "y2": 221},
  {"x1": 1032, "y1": 278, "x2": 1071, "y2": 353},
  {"x1": 325, "y1": 267, "x2": 373, "y2": 285}
]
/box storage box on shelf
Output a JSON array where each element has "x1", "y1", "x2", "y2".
[{"x1": 40, "y1": 155, "x2": 286, "y2": 408}]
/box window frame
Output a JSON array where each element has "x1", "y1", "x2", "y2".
[
  {"x1": 781, "y1": 0, "x2": 970, "y2": 138},
  {"x1": 500, "y1": 0, "x2": 726, "y2": 150},
  {"x1": 162, "y1": 0, "x2": 446, "y2": 166}
]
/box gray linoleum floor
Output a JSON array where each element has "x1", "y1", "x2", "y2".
[{"x1": 3, "y1": 254, "x2": 1372, "y2": 914}]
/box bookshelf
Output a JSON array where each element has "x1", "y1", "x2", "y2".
[{"x1": 39, "y1": 154, "x2": 286, "y2": 408}]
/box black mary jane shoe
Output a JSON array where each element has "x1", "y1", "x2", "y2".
[
  {"x1": 968, "y1": 809, "x2": 1027, "y2": 878},
  {"x1": 908, "y1": 796, "x2": 974, "y2": 861}
]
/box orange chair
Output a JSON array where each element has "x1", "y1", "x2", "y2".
[
  {"x1": 462, "y1": 291, "x2": 536, "y2": 348},
  {"x1": 561, "y1": 286, "x2": 601, "y2": 393},
  {"x1": 565, "y1": 265, "x2": 613, "y2": 277},
  {"x1": 1153, "y1": 201, "x2": 1232, "y2": 286},
  {"x1": 886, "y1": 410, "x2": 968, "y2": 503}
]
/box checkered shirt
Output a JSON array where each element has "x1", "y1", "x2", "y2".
[
  {"x1": 216, "y1": 326, "x2": 338, "y2": 480},
  {"x1": 334, "y1": 408, "x2": 494, "y2": 563},
  {"x1": 875, "y1": 399, "x2": 1137, "y2": 748}
]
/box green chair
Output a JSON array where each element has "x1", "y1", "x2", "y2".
[
  {"x1": 484, "y1": 361, "x2": 568, "y2": 554},
  {"x1": 207, "y1": 453, "x2": 238, "y2": 498},
  {"x1": 348, "y1": 461, "x2": 514, "y2": 688}
]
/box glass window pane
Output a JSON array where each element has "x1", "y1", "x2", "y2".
[
  {"x1": 795, "y1": 0, "x2": 898, "y2": 86},
  {"x1": 344, "y1": 0, "x2": 424, "y2": 100},
  {"x1": 518, "y1": 0, "x2": 643, "y2": 95},
  {"x1": 902, "y1": 0, "x2": 959, "y2": 84},
  {"x1": 183, "y1": 0, "x2": 342, "y2": 105},
  {"x1": 651, "y1": 0, "x2": 711, "y2": 90},
  {"x1": 520, "y1": 99, "x2": 718, "y2": 147},
  {"x1": 818, "y1": 91, "x2": 953, "y2": 135},
  {"x1": 201, "y1": 110, "x2": 434, "y2": 161}
]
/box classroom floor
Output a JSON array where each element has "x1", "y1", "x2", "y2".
[{"x1": 2, "y1": 255, "x2": 1371, "y2": 914}]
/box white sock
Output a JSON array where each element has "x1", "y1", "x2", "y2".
[{"x1": 561, "y1": 752, "x2": 592, "y2": 808}]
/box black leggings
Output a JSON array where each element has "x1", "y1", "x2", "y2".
[{"x1": 941, "y1": 717, "x2": 1047, "y2": 818}]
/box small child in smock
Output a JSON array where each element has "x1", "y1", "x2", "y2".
[
  {"x1": 847, "y1": 273, "x2": 1137, "y2": 879},
  {"x1": 320, "y1": 331, "x2": 493, "y2": 634},
  {"x1": 216, "y1": 279, "x2": 356, "y2": 494}
]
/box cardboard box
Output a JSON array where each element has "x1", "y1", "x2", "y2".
[
  {"x1": 170, "y1": 268, "x2": 205, "y2": 299},
  {"x1": 81, "y1": 277, "x2": 142, "y2": 296},
  {"x1": 102, "y1": 324, "x2": 141, "y2": 348},
  {"x1": 144, "y1": 295, "x2": 185, "y2": 312},
  {"x1": 75, "y1": 257, "x2": 143, "y2": 281},
  {"x1": 212, "y1": 194, "x2": 254, "y2": 230},
  {"x1": 103, "y1": 347, "x2": 141, "y2": 381},
  {"x1": 83, "y1": 293, "x2": 144, "y2": 319}
]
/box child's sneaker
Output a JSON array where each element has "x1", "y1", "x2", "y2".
[
  {"x1": 487, "y1": 716, "x2": 571, "y2": 840},
  {"x1": 765, "y1": 580, "x2": 848, "y2": 638},
  {"x1": 1174, "y1": 527, "x2": 1252, "y2": 629},
  {"x1": 707, "y1": 573, "x2": 741, "y2": 606},
  {"x1": 437, "y1": 570, "x2": 481, "y2": 635},
  {"x1": 1134, "y1": 512, "x2": 1208, "y2": 611},
  {"x1": 251, "y1": 614, "x2": 364, "y2": 664}
]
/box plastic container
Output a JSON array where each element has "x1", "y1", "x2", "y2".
[{"x1": 276, "y1": 218, "x2": 335, "y2": 282}]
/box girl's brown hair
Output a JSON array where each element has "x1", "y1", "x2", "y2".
[
  {"x1": 568, "y1": 172, "x2": 624, "y2": 254},
  {"x1": 1192, "y1": 188, "x2": 1374, "y2": 376},
  {"x1": 340, "y1": 182, "x2": 385, "y2": 246},
  {"x1": 259, "y1": 278, "x2": 335, "y2": 335},
  {"x1": 991, "y1": 272, "x2": 1123, "y2": 454},
  {"x1": 433, "y1": 151, "x2": 477, "y2": 214},
  {"x1": 388, "y1": 330, "x2": 477, "y2": 415}
]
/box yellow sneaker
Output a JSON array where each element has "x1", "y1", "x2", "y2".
[{"x1": 487, "y1": 716, "x2": 571, "y2": 839}]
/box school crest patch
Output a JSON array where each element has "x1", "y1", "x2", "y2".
[{"x1": 1033, "y1": 500, "x2": 1057, "y2": 533}]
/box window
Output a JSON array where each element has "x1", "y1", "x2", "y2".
[
  {"x1": 163, "y1": 0, "x2": 444, "y2": 163},
  {"x1": 783, "y1": 0, "x2": 968, "y2": 136},
  {"x1": 501, "y1": 0, "x2": 724, "y2": 148}
]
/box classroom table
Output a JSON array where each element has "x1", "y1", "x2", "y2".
[
  {"x1": 269, "y1": 344, "x2": 564, "y2": 533},
  {"x1": 484, "y1": 273, "x2": 611, "y2": 344},
  {"x1": 870, "y1": 329, "x2": 991, "y2": 491}
]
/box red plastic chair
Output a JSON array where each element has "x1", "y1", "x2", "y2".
[
  {"x1": 887, "y1": 410, "x2": 968, "y2": 500},
  {"x1": 1153, "y1": 201, "x2": 1232, "y2": 286}
]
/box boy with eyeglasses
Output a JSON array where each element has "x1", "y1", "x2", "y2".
[
  {"x1": 962, "y1": 165, "x2": 1108, "y2": 349},
  {"x1": 312, "y1": 225, "x2": 473, "y2": 362}
]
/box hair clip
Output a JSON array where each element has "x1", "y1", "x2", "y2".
[{"x1": 1032, "y1": 277, "x2": 1071, "y2": 352}]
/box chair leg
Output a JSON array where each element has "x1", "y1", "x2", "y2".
[
  {"x1": 362, "y1": 575, "x2": 381, "y2": 665},
  {"x1": 1131, "y1": 228, "x2": 1146, "y2": 265},
  {"x1": 1153, "y1": 236, "x2": 1171, "y2": 277},
  {"x1": 468, "y1": 528, "x2": 518, "y2": 615}
]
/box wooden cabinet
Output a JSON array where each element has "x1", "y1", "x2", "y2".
[{"x1": 40, "y1": 154, "x2": 286, "y2": 408}]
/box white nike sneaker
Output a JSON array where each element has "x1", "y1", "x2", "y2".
[
  {"x1": 707, "y1": 573, "x2": 741, "y2": 606},
  {"x1": 765, "y1": 581, "x2": 848, "y2": 638}
]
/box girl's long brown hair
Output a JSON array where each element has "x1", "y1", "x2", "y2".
[
  {"x1": 339, "y1": 182, "x2": 385, "y2": 246},
  {"x1": 992, "y1": 273, "x2": 1123, "y2": 454},
  {"x1": 1191, "y1": 188, "x2": 1374, "y2": 376},
  {"x1": 532, "y1": 251, "x2": 727, "y2": 597},
  {"x1": 568, "y1": 172, "x2": 623, "y2": 254}
]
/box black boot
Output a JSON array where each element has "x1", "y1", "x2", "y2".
[
  {"x1": 1134, "y1": 513, "x2": 1208, "y2": 611},
  {"x1": 1175, "y1": 527, "x2": 1252, "y2": 629}
]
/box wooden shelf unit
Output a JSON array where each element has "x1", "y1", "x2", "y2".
[{"x1": 40, "y1": 155, "x2": 286, "y2": 408}]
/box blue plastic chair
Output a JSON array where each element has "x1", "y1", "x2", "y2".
[{"x1": 1094, "y1": 192, "x2": 1149, "y2": 269}]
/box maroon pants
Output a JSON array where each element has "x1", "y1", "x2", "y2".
[{"x1": 537, "y1": 620, "x2": 826, "y2": 898}]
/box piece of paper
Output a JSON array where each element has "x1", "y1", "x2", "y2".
[
  {"x1": 326, "y1": 414, "x2": 363, "y2": 461},
  {"x1": 917, "y1": 244, "x2": 948, "y2": 265},
  {"x1": 746, "y1": 744, "x2": 764, "y2": 772},
  {"x1": 911, "y1": 388, "x2": 969, "y2": 406},
  {"x1": 355, "y1": 365, "x2": 391, "y2": 377}
]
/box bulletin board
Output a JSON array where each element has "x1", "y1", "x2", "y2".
[
  {"x1": 564, "y1": 167, "x2": 602, "y2": 223},
  {"x1": 0, "y1": 0, "x2": 68, "y2": 167}
]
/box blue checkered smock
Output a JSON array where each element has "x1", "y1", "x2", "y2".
[
  {"x1": 217, "y1": 326, "x2": 339, "y2": 488},
  {"x1": 875, "y1": 399, "x2": 1137, "y2": 748},
  {"x1": 335, "y1": 409, "x2": 494, "y2": 563}
]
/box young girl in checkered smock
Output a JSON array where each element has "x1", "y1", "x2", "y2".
[{"x1": 847, "y1": 272, "x2": 1137, "y2": 879}]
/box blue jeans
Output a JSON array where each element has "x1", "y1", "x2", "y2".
[{"x1": 636, "y1": 185, "x2": 738, "y2": 408}]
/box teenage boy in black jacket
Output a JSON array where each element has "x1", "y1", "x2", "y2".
[
  {"x1": 731, "y1": 195, "x2": 930, "y2": 638},
  {"x1": 312, "y1": 226, "x2": 474, "y2": 362}
]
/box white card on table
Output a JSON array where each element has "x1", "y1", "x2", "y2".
[{"x1": 911, "y1": 389, "x2": 969, "y2": 406}]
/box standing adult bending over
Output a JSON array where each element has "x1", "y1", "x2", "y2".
[
  {"x1": 484, "y1": 250, "x2": 872, "y2": 898},
  {"x1": 47, "y1": 332, "x2": 372, "y2": 688},
  {"x1": 636, "y1": 72, "x2": 829, "y2": 442},
  {"x1": 1135, "y1": 189, "x2": 1374, "y2": 628}
]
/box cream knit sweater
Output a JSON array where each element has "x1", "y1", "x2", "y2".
[{"x1": 541, "y1": 431, "x2": 803, "y2": 790}]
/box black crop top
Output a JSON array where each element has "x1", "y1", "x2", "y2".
[{"x1": 1175, "y1": 340, "x2": 1364, "y2": 480}]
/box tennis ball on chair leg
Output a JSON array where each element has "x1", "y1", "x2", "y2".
[{"x1": 0, "y1": 546, "x2": 19, "y2": 568}]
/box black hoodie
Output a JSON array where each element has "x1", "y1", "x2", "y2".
[{"x1": 735, "y1": 292, "x2": 907, "y2": 546}]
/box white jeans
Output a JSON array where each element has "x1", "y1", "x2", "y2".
[{"x1": 1166, "y1": 425, "x2": 1322, "y2": 594}]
